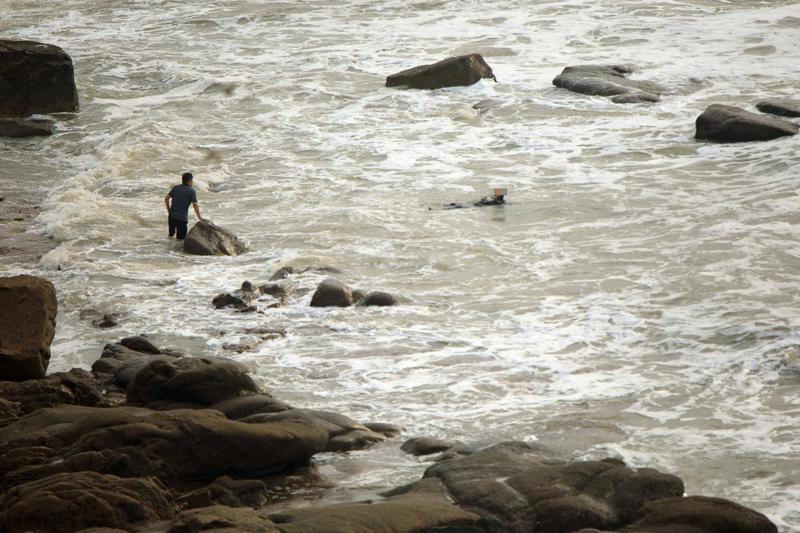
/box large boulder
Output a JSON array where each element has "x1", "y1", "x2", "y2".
[
  {"x1": 0, "y1": 117, "x2": 54, "y2": 138},
  {"x1": 127, "y1": 358, "x2": 259, "y2": 407},
  {"x1": 184, "y1": 220, "x2": 248, "y2": 256},
  {"x1": 0, "y1": 472, "x2": 173, "y2": 533},
  {"x1": 552, "y1": 65, "x2": 663, "y2": 103},
  {"x1": 695, "y1": 104, "x2": 799, "y2": 142},
  {"x1": 0, "y1": 40, "x2": 79, "y2": 118},
  {"x1": 386, "y1": 54, "x2": 496, "y2": 90},
  {"x1": 0, "y1": 275, "x2": 57, "y2": 381},
  {"x1": 360, "y1": 290, "x2": 398, "y2": 307},
  {"x1": 0, "y1": 405, "x2": 329, "y2": 490},
  {"x1": 756, "y1": 98, "x2": 800, "y2": 118},
  {"x1": 621, "y1": 495, "x2": 778, "y2": 533},
  {"x1": 309, "y1": 278, "x2": 353, "y2": 307}
]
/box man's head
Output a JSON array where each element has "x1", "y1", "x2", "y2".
[{"x1": 182, "y1": 172, "x2": 194, "y2": 186}]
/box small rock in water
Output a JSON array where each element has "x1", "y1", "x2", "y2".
[
  {"x1": 386, "y1": 53, "x2": 496, "y2": 90},
  {"x1": 360, "y1": 291, "x2": 399, "y2": 307},
  {"x1": 695, "y1": 104, "x2": 798, "y2": 142},
  {"x1": 0, "y1": 117, "x2": 54, "y2": 138},
  {"x1": 553, "y1": 64, "x2": 663, "y2": 103},
  {"x1": 184, "y1": 219, "x2": 248, "y2": 256},
  {"x1": 756, "y1": 98, "x2": 800, "y2": 118},
  {"x1": 119, "y1": 335, "x2": 161, "y2": 355},
  {"x1": 92, "y1": 313, "x2": 118, "y2": 329},
  {"x1": 401, "y1": 436, "x2": 463, "y2": 456},
  {"x1": 309, "y1": 278, "x2": 354, "y2": 307}
]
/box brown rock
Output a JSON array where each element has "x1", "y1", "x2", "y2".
[
  {"x1": 386, "y1": 54, "x2": 496, "y2": 90},
  {"x1": 553, "y1": 65, "x2": 663, "y2": 104},
  {"x1": 0, "y1": 275, "x2": 57, "y2": 380},
  {"x1": 309, "y1": 278, "x2": 353, "y2": 308},
  {"x1": 361, "y1": 290, "x2": 398, "y2": 307},
  {"x1": 401, "y1": 436, "x2": 463, "y2": 456},
  {"x1": 184, "y1": 220, "x2": 248, "y2": 256},
  {"x1": 0, "y1": 117, "x2": 54, "y2": 137},
  {"x1": 0, "y1": 472, "x2": 173, "y2": 533},
  {"x1": 623, "y1": 495, "x2": 778, "y2": 533},
  {"x1": 0, "y1": 40, "x2": 79, "y2": 118},
  {"x1": 166, "y1": 505, "x2": 278, "y2": 533},
  {"x1": 756, "y1": 98, "x2": 800, "y2": 118},
  {"x1": 0, "y1": 368, "x2": 103, "y2": 416}
]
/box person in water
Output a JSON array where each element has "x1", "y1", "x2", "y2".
[
  {"x1": 439, "y1": 188, "x2": 507, "y2": 210},
  {"x1": 164, "y1": 172, "x2": 203, "y2": 240}
]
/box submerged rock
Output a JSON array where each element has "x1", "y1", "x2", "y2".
[
  {"x1": 756, "y1": 98, "x2": 800, "y2": 118},
  {"x1": 0, "y1": 275, "x2": 57, "y2": 381},
  {"x1": 695, "y1": 104, "x2": 798, "y2": 142},
  {"x1": 184, "y1": 219, "x2": 248, "y2": 256},
  {"x1": 386, "y1": 53, "x2": 496, "y2": 90},
  {"x1": 0, "y1": 117, "x2": 54, "y2": 138},
  {"x1": 309, "y1": 278, "x2": 354, "y2": 307},
  {"x1": 401, "y1": 436, "x2": 463, "y2": 456},
  {"x1": 552, "y1": 65, "x2": 663, "y2": 103},
  {"x1": 0, "y1": 40, "x2": 79, "y2": 118},
  {"x1": 212, "y1": 281, "x2": 260, "y2": 310}
]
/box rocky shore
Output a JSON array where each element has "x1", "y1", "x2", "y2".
[{"x1": 0, "y1": 274, "x2": 781, "y2": 532}]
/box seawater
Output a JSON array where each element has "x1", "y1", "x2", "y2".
[{"x1": 1, "y1": 0, "x2": 799, "y2": 529}]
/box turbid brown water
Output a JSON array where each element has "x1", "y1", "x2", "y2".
[{"x1": 1, "y1": 1, "x2": 799, "y2": 529}]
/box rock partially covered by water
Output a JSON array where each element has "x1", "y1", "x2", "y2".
[
  {"x1": 184, "y1": 220, "x2": 248, "y2": 256},
  {"x1": 0, "y1": 117, "x2": 54, "y2": 138},
  {"x1": 696, "y1": 104, "x2": 799, "y2": 142},
  {"x1": 0, "y1": 472, "x2": 174, "y2": 533},
  {"x1": 360, "y1": 290, "x2": 399, "y2": 307},
  {"x1": 309, "y1": 278, "x2": 354, "y2": 307},
  {"x1": 242, "y1": 408, "x2": 390, "y2": 452},
  {"x1": 756, "y1": 98, "x2": 800, "y2": 118},
  {"x1": 386, "y1": 54, "x2": 496, "y2": 90},
  {"x1": 552, "y1": 65, "x2": 663, "y2": 103},
  {"x1": 0, "y1": 275, "x2": 57, "y2": 381},
  {"x1": 0, "y1": 40, "x2": 79, "y2": 118},
  {"x1": 401, "y1": 436, "x2": 463, "y2": 456},
  {"x1": 212, "y1": 281, "x2": 260, "y2": 310}
]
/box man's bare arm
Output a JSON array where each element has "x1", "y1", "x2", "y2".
[
  {"x1": 193, "y1": 202, "x2": 203, "y2": 221},
  {"x1": 164, "y1": 194, "x2": 171, "y2": 214}
]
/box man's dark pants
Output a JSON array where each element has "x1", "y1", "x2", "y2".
[{"x1": 168, "y1": 216, "x2": 188, "y2": 240}]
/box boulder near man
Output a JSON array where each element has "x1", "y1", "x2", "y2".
[{"x1": 165, "y1": 172, "x2": 203, "y2": 240}]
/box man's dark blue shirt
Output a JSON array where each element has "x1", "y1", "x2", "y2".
[{"x1": 168, "y1": 184, "x2": 197, "y2": 221}]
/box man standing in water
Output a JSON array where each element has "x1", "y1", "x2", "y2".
[{"x1": 164, "y1": 172, "x2": 203, "y2": 240}]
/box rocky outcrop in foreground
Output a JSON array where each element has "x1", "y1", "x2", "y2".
[
  {"x1": 386, "y1": 53, "x2": 496, "y2": 90},
  {"x1": 0, "y1": 40, "x2": 79, "y2": 119},
  {"x1": 0, "y1": 275, "x2": 57, "y2": 380},
  {"x1": 695, "y1": 104, "x2": 799, "y2": 142},
  {"x1": 0, "y1": 276, "x2": 780, "y2": 532},
  {"x1": 552, "y1": 65, "x2": 664, "y2": 104},
  {"x1": 184, "y1": 219, "x2": 248, "y2": 256}
]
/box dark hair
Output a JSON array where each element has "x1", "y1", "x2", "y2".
[{"x1": 182, "y1": 172, "x2": 193, "y2": 185}]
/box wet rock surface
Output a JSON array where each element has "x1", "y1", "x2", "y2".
[
  {"x1": 0, "y1": 117, "x2": 54, "y2": 137},
  {"x1": 696, "y1": 104, "x2": 799, "y2": 142},
  {"x1": 386, "y1": 53, "x2": 496, "y2": 90},
  {"x1": 756, "y1": 98, "x2": 800, "y2": 118},
  {"x1": 0, "y1": 275, "x2": 57, "y2": 381},
  {"x1": 553, "y1": 65, "x2": 664, "y2": 103},
  {"x1": 0, "y1": 39, "x2": 79, "y2": 118},
  {"x1": 309, "y1": 277, "x2": 354, "y2": 307},
  {"x1": 184, "y1": 219, "x2": 248, "y2": 256}
]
